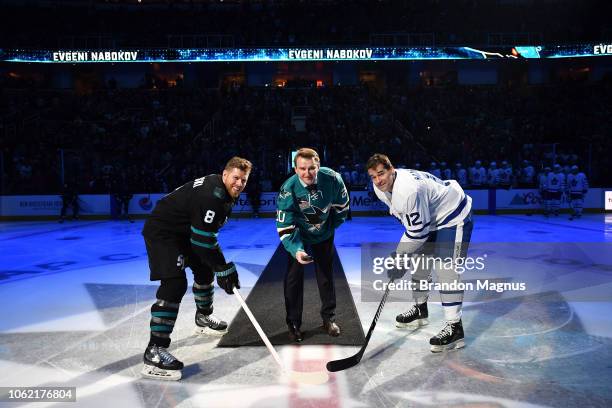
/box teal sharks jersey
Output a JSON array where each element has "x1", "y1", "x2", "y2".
[{"x1": 276, "y1": 167, "x2": 350, "y2": 257}]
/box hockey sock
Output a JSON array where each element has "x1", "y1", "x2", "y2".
[
  {"x1": 193, "y1": 281, "x2": 214, "y2": 315},
  {"x1": 148, "y1": 278, "x2": 187, "y2": 348},
  {"x1": 412, "y1": 277, "x2": 430, "y2": 305},
  {"x1": 149, "y1": 299, "x2": 180, "y2": 348},
  {"x1": 440, "y1": 283, "x2": 463, "y2": 323},
  {"x1": 553, "y1": 199, "x2": 561, "y2": 214},
  {"x1": 442, "y1": 302, "x2": 462, "y2": 324},
  {"x1": 575, "y1": 199, "x2": 584, "y2": 216}
]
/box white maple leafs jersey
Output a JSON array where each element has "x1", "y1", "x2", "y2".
[
  {"x1": 456, "y1": 168, "x2": 468, "y2": 186},
  {"x1": 374, "y1": 169, "x2": 472, "y2": 254},
  {"x1": 487, "y1": 168, "x2": 500, "y2": 186},
  {"x1": 567, "y1": 173, "x2": 588, "y2": 193},
  {"x1": 538, "y1": 173, "x2": 548, "y2": 191},
  {"x1": 469, "y1": 167, "x2": 486, "y2": 186},
  {"x1": 546, "y1": 172, "x2": 566, "y2": 191},
  {"x1": 521, "y1": 166, "x2": 535, "y2": 184},
  {"x1": 498, "y1": 168, "x2": 513, "y2": 185}
]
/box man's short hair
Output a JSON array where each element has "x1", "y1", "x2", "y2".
[
  {"x1": 224, "y1": 156, "x2": 252, "y2": 173},
  {"x1": 294, "y1": 148, "x2": 320, "y2": 167},
  {"x1": 366, "y1": 153, "x2": 393, "y2": 170}
]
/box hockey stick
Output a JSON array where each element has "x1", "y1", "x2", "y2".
[
  {"x1": 232, "y1": 287, "x2": 329, "y2": 385},
  {"x1": 326, "y1": 277, "x2": 394, "y2": 372},
  {"x1": 232, "y1": 287, "x2": 284, "y2": 367}
]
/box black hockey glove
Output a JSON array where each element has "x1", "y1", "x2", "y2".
[
  {"x1": 215, "y1": 262, "x2": 240, "y2": 294},
  {"x1": 387, "y1": 252, "x2": 408, "y2": 281}
]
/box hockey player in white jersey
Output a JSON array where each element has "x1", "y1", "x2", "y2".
[
  {"x1": 469, "y1": 161, "x2": 486, "y2": 188},
  {"x1": 455, "y1": 163, "x2": 468, "y2": 187},
  {"x1": 547, "y1": 164, "x2": 566, "y2": 217},
  {"x1": 487, "y1": 161, "x2": 500, "y2": 187},
  {"x1": 520, "y1": 160, "x2": 535, "y2": 187},
  {"x1": 366, "y1": 153, "x2": 473, "y2": 352},
  {"x1": 429, "y1": 162, "x2": 441, "y2": 178},
  {"x1": 567, "y1": 165, "x2": 588, "y2": 220},
  {"x1": 498, "y1": 161, "x2": 513, "y2": 189},
  {"x1": 539, "y1": 166, "x2": 551, "y2": 216},
  {"x1": 441, "y1": 162, "x2": 452, "y2": 180}
]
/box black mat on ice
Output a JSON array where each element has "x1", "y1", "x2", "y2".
[{"x1": 218, "y1": 244, "x2": 365, "y2": 347}]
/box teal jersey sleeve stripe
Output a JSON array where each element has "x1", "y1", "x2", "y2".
[
  {"x1": 190, "y1": 238, "x2": 219, "y2": 249},
  {"x1": 191, "y1": 226, "x2": 219, "y2": 238}
]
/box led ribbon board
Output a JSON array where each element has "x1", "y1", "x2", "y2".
[{"x1": 1, "y1": 44, "x2": 610, "y2": 63}]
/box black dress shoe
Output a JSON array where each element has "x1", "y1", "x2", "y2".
[
  {"x1": 323, "y1": 321, "x2": 341, "y2": 337},
  {"x1": 287, "y1": 323, "x2": 303, "y2": 343}
]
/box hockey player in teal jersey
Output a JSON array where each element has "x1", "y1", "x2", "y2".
[{"x1": 276, "y1": 148, "x2": 350, "y2": 342}]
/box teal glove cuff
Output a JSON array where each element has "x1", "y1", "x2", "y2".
[{"x1": 215, "y1": 263, "x2": 237, "y2": 277}]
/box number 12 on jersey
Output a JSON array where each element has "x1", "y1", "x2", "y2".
[{"x1": 406, "y1": 212, "x2": 421, "y2": 227}]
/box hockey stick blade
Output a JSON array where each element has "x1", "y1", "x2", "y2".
[
  {"x1": 326, "y1": 279, "x2": 394, "y2": 372},
  {"x1": 326, "y1": 349, "x2": 365, "y2": 372}
]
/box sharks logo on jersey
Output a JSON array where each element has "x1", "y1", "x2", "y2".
[
  {"x1": 297, "y1": 194, "x2": 330, "y2": 231},
  {"x1": 279, "y1": 189, "x2": 291, "y2": 200},
  {"x1": 308, "y1": 187, "x2": 323, "y2": 201}
]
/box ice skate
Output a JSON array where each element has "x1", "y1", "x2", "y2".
[
  {"x1": 141, "y1": 344, "x2": 183, "y2": 381},
  {"x1": 430, "y1": 320, "x2": 465, "y2": 353},
  {"x1": 396, "y1": 302, "x2": 428, "y2": 328},
  {"x1": 194, "y1": 311, "x2": 228, "y2": 336}
]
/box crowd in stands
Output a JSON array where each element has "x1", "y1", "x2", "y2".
[
  {"x1": 2, "y1": 1, "x2": 606, "y2": 49},
  {"x1": 1, "y1": 85, "x2": 220, "y2": 194},
  {"x1": 387, "y1": 82, "x2": 610, "y2": 186},
  {"x1": 1, "y1": 75, "x2": 610, "y2": 195}
]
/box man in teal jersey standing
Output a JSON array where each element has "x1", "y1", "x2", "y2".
[{"x1": 276, "y1": 148, "x2": 350, "y2": 342}]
